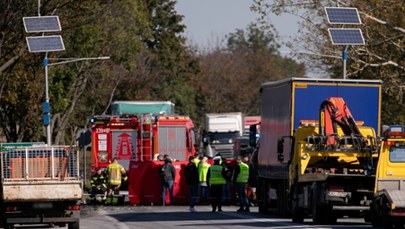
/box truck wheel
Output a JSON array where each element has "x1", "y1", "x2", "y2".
[
  {"x1": 312, "y1": 203, "x2": 326, "y2": 225},
  {"x1": 370, "y1": 204, "x2": 382, "y2": 227},
  {"x1": 311, "y1": 182, "x2": 326, "y2": 225},
  {"x1": 326, "y1": 212, "x2": 338, "y2": 225},
  {"x1": 381, "y1": 214, "x2": 394, "y2": 229},
  {"x1": 258, "y1": 179, "x2": 267, "y2": 213},
  {"x1": 68, "y1": 220, "x2": 80, "y2": 229},
  {"x1": 4, "y1": 224, "x2": 14, "y2": 229},
  {"x1": 291, "y1": 206, "x2": 304, "y2": 223},
  {"x1": 291, "y1": 185, "x2": 304, "y2": 223}
]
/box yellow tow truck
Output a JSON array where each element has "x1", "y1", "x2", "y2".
[{"x1": 371, "y1": 125, "x2": 405, "y2": 228}]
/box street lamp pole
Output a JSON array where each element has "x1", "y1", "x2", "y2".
[
  {"x1": 342, "y1": 46, "x2": 348, "y2": 79},
  {"x1": 43, "y1": 56, "x2": 110, "y2": 146},
  {"x1": 44, "y1": 54, "x2": 52, "y2": 145}
]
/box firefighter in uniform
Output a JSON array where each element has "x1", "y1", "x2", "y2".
[
  {"x1": 207, "y1": 156, "x2": 226, "y2": 212},
  {"x1": 233, "y1": 156, "x2": 250, "y2": 212},
  {"x1": 106, "y1": 158, "x2": 127, "y2": 204},
  {"x1": 90, "y1": 167, "x2": 107, "y2": 203}
]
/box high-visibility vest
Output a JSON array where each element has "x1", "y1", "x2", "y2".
[
  {"x1": 209, "y1": 165, "x2": 226, "y2": 185},
  {"x1": 236, "y1": 162, "x2": 249, "y2": 184},
  {"x1": 193, "y1": 158, "x2": 200, "y2": 168},
  {"x1": 107, "y1": 163, "x2": 125, "y2": 185},
  {"x1": 198, "y1": 162, "x2": 210, "y2": 182}
]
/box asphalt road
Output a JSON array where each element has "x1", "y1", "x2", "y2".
[{"x1": 78, "y1": 204, "x2": 373, "y2": 229}]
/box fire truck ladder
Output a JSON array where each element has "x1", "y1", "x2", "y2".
[{"x1": 140, "y1": 115, "x2": 154, "y2": 161}]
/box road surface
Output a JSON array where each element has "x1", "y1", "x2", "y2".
[{"x1": 78, "y1": 204, "x2": 372, "y2": 229}]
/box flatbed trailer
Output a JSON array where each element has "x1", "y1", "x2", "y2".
[{"x1": 0, "y1": 145, "x2": 82, "y2": 229}]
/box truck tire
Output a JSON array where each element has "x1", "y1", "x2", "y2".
[
  {"x1": 311, "y1": 182, "x2": 329, "y2": 225},
  {"x1": 312, "y1": 203, "x2": 326, "y2": 225},
  {"x1": 4, "y1": 224, "x2": 14, "y2": 229},
  {"x1": 68, "y1": 220, "x2": 80, "y2": 229},
  {"x1": 258, "y1": 179, "x2": 268, "y2": 213},
  {"x1": 382, "y1": 217, "x2": 394, "y2": 229},
  {"x1": 370, "y1": 202, "x2": 382, "y2": 227},
  {"x1": 291, "y1": 206, "x2": 304, "y2": 223},
  {"x1": 291, "y1": 185, "x2": 304, "y2": 223}
]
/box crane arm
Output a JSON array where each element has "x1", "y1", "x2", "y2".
[{"x1": 319, "y1": 97, "x2": 365, "y2": 147}]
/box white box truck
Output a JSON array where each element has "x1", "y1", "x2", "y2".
[{"x1": 203, "y1": 112, "x2": 243, "y2": 159}]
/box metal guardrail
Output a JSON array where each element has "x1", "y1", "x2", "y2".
[{"x1": 1, "y1": 146, "x2": 80, "y2": 182}]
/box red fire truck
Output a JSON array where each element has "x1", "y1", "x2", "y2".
[{"x1": 89, "y1": 114, "x2": 197, "y2": 205}]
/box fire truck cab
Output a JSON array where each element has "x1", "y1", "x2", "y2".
[
  {"x1": 90, "y1": 114, "x2": 196, "y2": 170},
  {"x1": 90, "y1": 114, "x2": 197, "y2": 206}
]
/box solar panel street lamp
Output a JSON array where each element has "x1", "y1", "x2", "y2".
[
  {"x1": 325, "y1": 7, "x2": 362, "y2": 25},
  {"x1": 23, "y1": 15, "x2": 64, "y2": 146},
  {"x1": 325, "y1": 7, "x2": 364, "y2": 79}
]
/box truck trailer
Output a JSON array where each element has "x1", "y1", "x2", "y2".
[{"x1": 255, "y1": 78, "x2": 382, "y2": 224}]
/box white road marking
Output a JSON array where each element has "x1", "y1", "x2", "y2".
[{"x1": 98, "y1": 208, "x2": 131, "y2": 229}]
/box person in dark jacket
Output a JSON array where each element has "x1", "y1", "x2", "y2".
[
  {"x1": 184, "y1": 155, "x2": 199, "y2": 212},
  {"x1": 160, "y1": 157, "x2": 176, "y2": 205},
  {"x1": 222, "y1": 159, "x2": 233, "y2": 205},
  {"x1": 90, "y1": 167, "x2": 107, "y2": 203}
]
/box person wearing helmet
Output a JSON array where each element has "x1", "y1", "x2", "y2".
[
  {"x1": 90, "y1": 167, "x2": 107, "y2": 203},
  {"x1": 106, "y1": 158, "x2": 127, "y2": 204}
]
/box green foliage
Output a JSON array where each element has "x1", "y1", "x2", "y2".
[
  {"x1": 0, "y1": 0, "x2": 304, "y2": 144},
  {"x1": 252, "y1": 0, "x2": 405, "y2": 126},
  {"x1": 196, "y1": 23, "x2": 305, "y2": 120}
]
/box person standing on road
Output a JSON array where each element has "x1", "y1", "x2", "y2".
[
  {"x1": 160, "y1": 157, "x2": 176, "y2": 206},
  {"x1": 184, "y1": 155, "x2": 200, "y2": 212},
  {"x1": 222, "y1": 159, "x2": 233, "y2": 205},
  {"x1": 106, "y1": 158, "x2": 127, "y2": 204},
  {"x1": 198, "y1": 156, "x2": 210, "y2": 204},
  {"x1": 245, "y1": 154, "x2": 257, "y2": 206},
  {"x1": 233, "y1": 156, "x2": 250, "y2": 212},
  {"x1": 207, "y1": 156, "x2": 226, "y2": 212}
]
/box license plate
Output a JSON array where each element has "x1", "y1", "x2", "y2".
[
  {"x1": 328, "y1": 191, "x2": 349, "y2": 197},
  {"x1": 32, "y1": 203, "x2": 53, "y2": 209}
]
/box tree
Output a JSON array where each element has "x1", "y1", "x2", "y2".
[
  {"x1": 114, "y1": 0, "x2": 200, "y2": 118},
  {"x1": 196, "y1": 23, "x2": 305, "y2": 119},
  {"x1": 0, "y1": 1, "x2": 176, "y2": 143},
  {"x1": 252, "y1": 0, "x2": 405, "y2": 124}
]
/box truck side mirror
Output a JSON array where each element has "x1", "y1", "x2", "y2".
[
  {"x1": 277, "y1": 139, "x2": 284, "y2": 162},
  {"x1": 249, "y1": 125, "x2": 257, "y2": 147}
]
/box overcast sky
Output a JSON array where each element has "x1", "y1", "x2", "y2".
[{"x1": 175, "y1": 0, "x2": 300, "y2": 51}]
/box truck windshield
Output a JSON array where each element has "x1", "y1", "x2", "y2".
[
  {"x1": 389, "y1": 146, "x2": 405, "y2": 162},
  {"x1": 209, "y1": 132, "x2": 239, "y2": 144}
]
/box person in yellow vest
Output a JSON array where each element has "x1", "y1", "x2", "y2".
[
  {"x1": 193, "y1": 154, "x2": 202, "y2": 167},
  {"x1": 198, "y1": 156, "x2": 210, "y2": 204},
  {"x1": 233, "y1": 156, "x2": 250, "y2": 212},
  {"x1": 207, "y1": 156, "x2": 226, "y2": 212},
  {"x1": 106, "y1": 158, "x2": 127, "y2": 204}
]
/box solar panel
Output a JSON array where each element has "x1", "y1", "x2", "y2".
[
  {"x1": 325, "y1": 7, "x2": 361, "y2": 24},
  {"x1": 26, "y1": 35, "x2": 65, "y2": 53},
  {"x1": 23, "y1": 16, "x2": 61, "y2": 33},
  {"x1": 328, "y1": 28, "x2": 365, "y2": 45}
]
